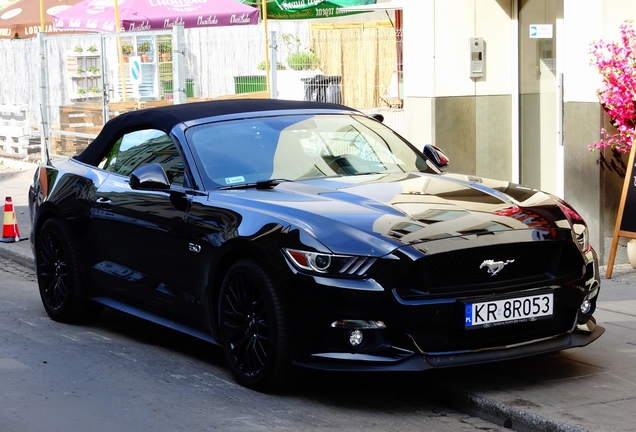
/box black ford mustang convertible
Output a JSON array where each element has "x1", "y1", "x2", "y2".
[{"x1": 29, "y1": 99, "x2": 603, "y2": 391}]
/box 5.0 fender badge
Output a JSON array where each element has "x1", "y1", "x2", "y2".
[{"x1": 480, "y1": 259, "x2": 515, "y2": 276}]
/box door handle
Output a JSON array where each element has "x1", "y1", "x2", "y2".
[{"x1": 95, "y1": 197, "x2": 112, "y2": 208}]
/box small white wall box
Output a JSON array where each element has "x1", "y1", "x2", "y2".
[{"x1": 469, "y1": 37, "x2": 484, "y2": 78}]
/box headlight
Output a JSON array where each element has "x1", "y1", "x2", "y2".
[{"x1": 284, "y1": 248, "x2": 376, "y2": 277}]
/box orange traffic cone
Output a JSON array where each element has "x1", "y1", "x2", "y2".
[{"x1": 0, "y1": 197, "x2": 20, "y2": 243}]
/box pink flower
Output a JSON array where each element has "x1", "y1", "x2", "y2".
[{"x1": 589, "y1": 20, "x2": 636, "y2": 153}]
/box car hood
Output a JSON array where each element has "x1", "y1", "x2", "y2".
[{"x1": 210, "y1": 172, "x2": 574, "y2": 256}]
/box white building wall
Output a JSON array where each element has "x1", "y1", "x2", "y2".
[
  {"x1": 403, "y1": 0, "x2": 513, "y2": 99},
  {"x1": 433, "y1": 0, "x2": 475, "y2": 96},
  {"x1": 565, "y1": 0, "x2": 636, "y2": 103},
  {"x1": 475, "y1": 1, "x2": 513, "y2": 96},
  {"x1": 603, "y1": 0, "x2": 636, "y2": 36},
  {"x1": 402, "y1": 0, "x2": 435, "y2": 98},
  {"x1": 564, "y1": 0, "x2": 603, "y2": 103}
]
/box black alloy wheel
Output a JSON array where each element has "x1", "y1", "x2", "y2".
[
  {"x1": 218, "y1": 258, "x2": 293, "y2": 391},
  {"x1": 36, "y1": 218, "x2": 102, "y2": 323}
]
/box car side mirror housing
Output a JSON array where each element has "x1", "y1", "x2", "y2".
[
  {"x1": 370, "y1": 113, "x2": 384, "y2": 123},
  {"x1": 130, "y1": 163, "x2": 171, "y2": 190},
  {"x1": 423, "y1": 144, "x2": 450, "y2": 169}
]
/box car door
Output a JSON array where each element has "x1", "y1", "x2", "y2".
[{"x1": 88, "y1": 128, "x2": 205, "y2": 324}]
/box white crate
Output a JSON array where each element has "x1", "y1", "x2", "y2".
[{"x1": 0, "y1": 104, "x2": 38, "y2": 154}]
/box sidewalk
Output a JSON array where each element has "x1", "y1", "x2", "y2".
[
  {"x1": 431, "y1": 269, "x2": 636, "y2": 432},
  {"x1": 0, "y1": 156, "x2": 36, "y2": 269},
  {"x1": 1, "y1": 156, "x2": 636, "y2": 431}
]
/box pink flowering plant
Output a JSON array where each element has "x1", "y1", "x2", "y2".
[{"x1": 589, "y1": 21, "x2": 636, "y2": 153}]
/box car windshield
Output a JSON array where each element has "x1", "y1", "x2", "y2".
[{"x1": 186, "y1": 113, "x2": 439, "y2": 189}]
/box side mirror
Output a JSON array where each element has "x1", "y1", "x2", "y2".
[
  {"x1": 130, "y1": 163, "x2": 170, "y2": 190},
  {"x1": 370, "y1": 113, "x2": 385, "y2": 123},
  {"x1": 423, "y1": 144, "x2": 450, "y2": 169}
]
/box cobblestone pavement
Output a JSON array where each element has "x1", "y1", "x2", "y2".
[
  {"x1": 0, "y1": 258, "x2": 36, "y2": 283},
  {"x1": 0, "y1": 262, "x2": 509, "y2": 431}
]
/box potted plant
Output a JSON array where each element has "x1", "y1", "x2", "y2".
[
  {"x1": 77, "y1": 87, "x2": 86, "y2": 96},
  {"x1": 121, "y1": 44, "x2": 133, "y2": 63},
  {"x1": 272, "y1": 33, "x2": 322, "y2": 100},
  {"x1": 286, "y1": 50, "x2": 320, "y2": 70},
  {"x1": 138, "y1": 40, "x2": 151, "y2": 63},
  {"x1": 76, "y1": 66, "x2": 85, "y2": 74},
  {"x1": 73, "y1": 45, "x2": 83, "y2": 54},
  {"x1": 281, "y1": 33, "x2": 320, "y2": 71},
  {"x1": 158, "y1": 40, "x2": 172, "y2": 62},
  {"x1": 87, "y1": 66, "x2": 100, "y2": 75},
  {"x1": 87, "y1": 45, "x2": 98, "y2": 53},
  {"x1": 88, "y1": 86, "x2": 101, "y2": 94}
]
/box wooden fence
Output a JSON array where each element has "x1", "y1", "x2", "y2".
[{"x1": 311, "y1": 21, "x2": 400, "y2": 109}]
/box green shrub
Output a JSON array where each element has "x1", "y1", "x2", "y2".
[
  {"x1": 257, "y1": 60, "x2": 287, "y2": 70},
  {"x1": 287, "y1": 51, "x2": 320, "y2": 70},
  {"x1": 280, "y1": 33, "x2": 320, "y2": 70}
]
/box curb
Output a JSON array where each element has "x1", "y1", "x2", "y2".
[
  {"x1": 438, "y1": 384, "x2": 587, "y2": 432},
  {"x1": 0, "y1": 240, "x2": 34, "y2": 271}
]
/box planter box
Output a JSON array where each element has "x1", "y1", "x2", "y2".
[{"x1": 234, "y1": 75, "x2": 267, "y2": 94}]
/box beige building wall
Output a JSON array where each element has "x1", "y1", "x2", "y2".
[{"x1": 402, "y1": 0, "x2": 513, "y2": 181}]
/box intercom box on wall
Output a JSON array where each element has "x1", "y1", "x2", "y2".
[{"x1": 469, "y1": 37, "x2": 484, "y2": 78}]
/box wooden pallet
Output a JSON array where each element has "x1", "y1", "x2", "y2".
[
  {"x1": 0, "y1": 104, "x2": 37, "y2": 154},
  {"x1": 107, "y1": 101, "x2": 141, "y2": 119},
  {"x1": 52, "y1": 134, "x2": 95, "y2": 156},
  {"x1": 59, "y1": 104, "x2": 104, "y2": 130},
  {"x1": 51, "y1": 125, "x2": 103, "y2": 156}
]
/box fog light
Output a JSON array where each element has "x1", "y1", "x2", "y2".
[
  {"x1": 349, "y1": 330, "x2": 363, "y2": 346},
  {"x1": 580, "y1": 299, "x2": 592, "y2": 315}
]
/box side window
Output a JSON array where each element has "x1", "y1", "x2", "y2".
[{"x1": 99, "y1": 129, "x2": 185, "y2": 186}]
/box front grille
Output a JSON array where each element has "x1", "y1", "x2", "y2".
[
  {"x1": 399, "y1": 291, "x2": 580, "y2": 353},
  {"x1": 398, "y1": 241, "x2": 583, "y2": 298}
]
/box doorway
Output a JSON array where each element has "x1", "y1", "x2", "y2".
[{"x1": 518, "y1": 0, "x2": 562, "y2": 195}]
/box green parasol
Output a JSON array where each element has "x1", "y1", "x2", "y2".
[{"x1": 243, "y1": 0, "x2": 376, "y2": 20}]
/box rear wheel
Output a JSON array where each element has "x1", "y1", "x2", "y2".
[
  {"x1": 35, "y1": 218, "x2": 103, "y2": 323},
  {"x1": 218, "y1": 258, "x2": 293, "y2": 391}
]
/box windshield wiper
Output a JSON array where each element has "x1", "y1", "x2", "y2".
[
  {"x1": 352, "y1": 171, "x2": 385, "y2": 176},
  {"x1": 219, "y1": 178, "x2": 293, "y2": 190}
]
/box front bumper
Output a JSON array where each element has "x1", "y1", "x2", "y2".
[
  {"x1": 295, "y1": 320, "x2": 605, "y2": 372},
  {"x1": 285, "y1": 246, "x2": 602, "y2": 372}
]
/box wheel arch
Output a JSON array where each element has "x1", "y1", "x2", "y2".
[
  {"x1": 206, "y1": 239, "x2": 281, "y2": 338},
  {"x1": 31, "y1": 202, "x2": 94, "y2": 286},
  {"x1": 34, "y1": 216, "x2": 104, "y2": 322},
  {"x1": 31, "y1": 203, "x2": 68, "y2": 248}
]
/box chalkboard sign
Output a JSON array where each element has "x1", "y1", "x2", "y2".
[{"x1": 606, "y1": 147, "x2": 636, "y2": 278}]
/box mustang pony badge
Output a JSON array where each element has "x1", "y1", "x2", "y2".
[{"x1": 480, "y1": 259, "x2": 515, "y2": 276}]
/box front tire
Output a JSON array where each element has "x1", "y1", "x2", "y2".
[
  {"x1": 35, "y1": 218, "x2": 103, "y2": 323},
  {"x1": 218, "y1": 259, "x2": 293, "y2": 391}
]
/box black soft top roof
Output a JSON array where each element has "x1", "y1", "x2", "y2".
[{"x1": 75, "y1": 99, "x2": 356, "y2": 165}]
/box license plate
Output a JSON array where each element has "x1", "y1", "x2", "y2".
[{"x1": 464, "y1": 293, "x2": 553, "y2": 328}]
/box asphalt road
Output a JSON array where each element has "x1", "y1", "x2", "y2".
[{"x1": 0, "y1": 257, "x2": 507, "y2": 432}]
